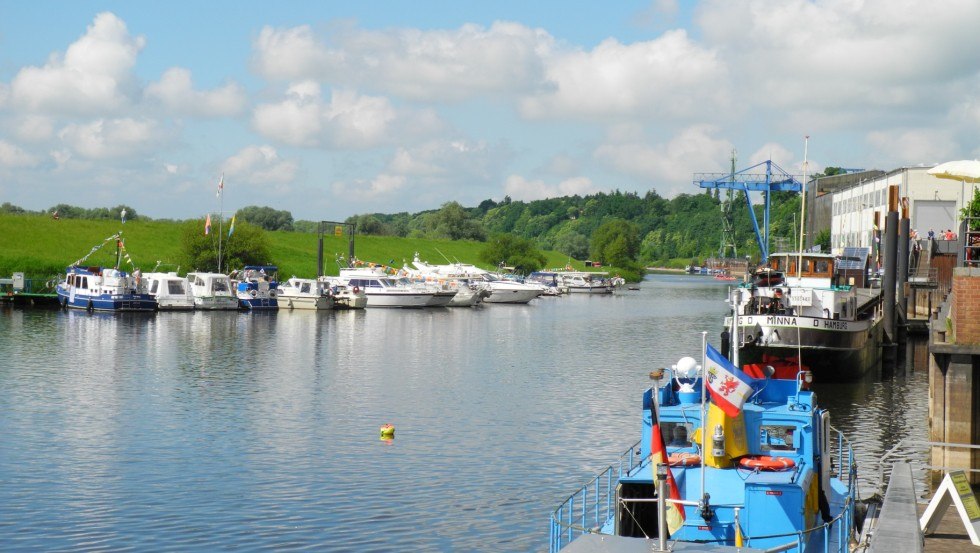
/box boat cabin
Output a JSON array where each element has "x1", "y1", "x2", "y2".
[{"x1": 766, "y1": 253, "x2": 834, "y2": 288}]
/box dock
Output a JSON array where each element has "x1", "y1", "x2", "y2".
[{"x1": 0, "y1": 272, "x2": 60, "y2": 307}]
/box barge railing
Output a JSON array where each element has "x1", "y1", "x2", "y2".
[{"x1": 549, "y1": 425, "x2": 857, "y2": 552}]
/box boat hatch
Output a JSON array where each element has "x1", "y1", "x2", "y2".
[{"x1": 615, "y1": 482, "x2": 659, "y2": 538}]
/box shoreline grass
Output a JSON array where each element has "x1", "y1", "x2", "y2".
[{"x1": 1, "y1": 213, "x2": 621, "y2": 280}]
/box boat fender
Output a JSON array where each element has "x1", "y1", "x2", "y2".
[
  {"x1": 249, "y1": 289, "x2": 257, "y2": 298},
  {"x1": 667, "y1": 453, "x2": 702, "y2": 467},
  {"x1": 379, "y1": 423, "x2": 395, "y2": 439},
  {"x1": 737, "y1": 455, "x2": 796, "y2": 471},
  {"x1": 353, "y1": 286, "x2": 360, "y2": 294}
]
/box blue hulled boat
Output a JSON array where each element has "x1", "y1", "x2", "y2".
[
  {"x1": 234, "y1": 265, "x2": 279, "y2": 310},
  {"x1": 56, "y1": 266, "x2": 156, "y2": 312},
  {"x1": 55, "y1": 234, "x2": 156, "y2": 312},
  {"x1": 550, "y1": 347, "x2": 858, "y2": 553}
]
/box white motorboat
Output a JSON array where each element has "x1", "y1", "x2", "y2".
[
  {"x1": 186, "y1": 272, "x2": 240, "y2": 310},
  {"x1": 557, "y1": 272, "x2": 613, "y2": 294},
  {"x1": 277, "y1": 277, "x2": 334, "y2": 310},
  {"x1": 144, "y1": 272, "x2": 195, "y2": 310},
  {"x1": 318, "y1": 277, "x2": 368, "y2": 309},
  {"x1": 482, "y1": 276, "x2": 544, "y2": 304},
  {"x1": 338, "y1": 266, "x2": 434, "y2": 308},
  {"x1": 403, "y1": 253, "x2": 492, "y2": 306}
]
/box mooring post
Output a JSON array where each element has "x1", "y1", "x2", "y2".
[
  {"x1": 897, "y1": 212, "x2": 910, "y2": 352},
  {"x1": 883, "y1": 187, "x2": 899, "y2": 343}
]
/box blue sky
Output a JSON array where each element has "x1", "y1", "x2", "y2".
[{"x1": 1, "y1": 1, "x2": 979, "y2": 221}]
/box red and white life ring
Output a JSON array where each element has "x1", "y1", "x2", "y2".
[
  {"x1": 738, "y1": 455, "x2": 796, "y2": 471},
  {"x1": 667, "y1": 453, "x2": 702, "y2": 467}
]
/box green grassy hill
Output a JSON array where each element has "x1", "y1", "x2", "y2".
[{"x1": 0, "y1": 214, "x2": 586, "y2": 281}]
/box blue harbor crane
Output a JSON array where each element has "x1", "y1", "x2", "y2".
[{"x1": 694, "y1": 159, "x2": 803, "y2": 263}]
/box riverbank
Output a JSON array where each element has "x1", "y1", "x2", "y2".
[{"x1": 644, "y1": 266, "x2": 687, "y2": 273}]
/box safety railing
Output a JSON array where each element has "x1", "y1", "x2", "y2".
[
  {"x1": 549, "y1": 426, "x2": 857, "y2": 553},
  {"x1": 549, "y1": 440, "x2": 642, "y2": 552},
  {"x1": 875, "y1": 439, "x2": 980, "y2": 497}
]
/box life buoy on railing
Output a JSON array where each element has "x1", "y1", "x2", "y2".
[
  {"x1": 269, "y1": 290, "x2": 276, "y2": 298},
  {"x1": 667, "y1": 452, "x2": 702, "y2": 467},
  {"x1": 249, "y1": 289, "x2": 258, "y2": 298},
  {"x1": 352, "y1": 286, "x2": 360, "y2": 294},
  {"x1": 738, "y1": 455, "x2": 796, "y2": 471}
]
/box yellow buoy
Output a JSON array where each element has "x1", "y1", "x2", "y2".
[{"x1": 379, "y1": 423, "x2": 395, "y2": 440}]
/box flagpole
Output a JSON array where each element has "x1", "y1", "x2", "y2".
[
  {"x1": 796, "y1": 136, "x2": 809, "y2": 279},
  {"x1": 217, "y1": 173, "x2": 224, "y2": 273},
  {"x1": 700, "y1": 331, "x2": 707, "y2": 505}
]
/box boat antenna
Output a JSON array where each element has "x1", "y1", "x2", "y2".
[
  {"x1": 436, "y1": 248, "x2": 452, "y2": 263},
  {"x1": 796, "y1": 136, "x2": 809, "y2": 280}
]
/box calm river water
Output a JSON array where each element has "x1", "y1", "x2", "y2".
[{"x1": 0, "y1": 274, "x2": 928, "y2": 552}]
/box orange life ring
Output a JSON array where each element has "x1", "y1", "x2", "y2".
[
  {"x1": 738, "y1": 455, "x2": 796, "y2": 471},
  {"x1": 667, "y1": 453, "x2": 702, "y2": 467},
  {"x1": 352, "y1": 286, "x2": 360, "y2": 294}
]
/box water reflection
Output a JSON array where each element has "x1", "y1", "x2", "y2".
[{"x1": 0, "y1": 278, "x2": 930, "y2": 551}]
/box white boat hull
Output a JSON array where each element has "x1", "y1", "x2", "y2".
[
  {"x1": 193, "y1": 296, "x2": 240, "y2": 310},
  {"x1": 363, "y1": 292, "x2": 432, "y2": 308}
]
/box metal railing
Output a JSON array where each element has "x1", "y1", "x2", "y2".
[
  {"x1": 875, "y1": 439, "x2": 980, "y2": 497},
  {"x1": 549, "y1": 440, "x2": 642, "y2": 552},
  {"x1": 549, "y1": 426, "x2": 857, "y2": 553}
]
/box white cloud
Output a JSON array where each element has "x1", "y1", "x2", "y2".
[
  {"x1": 58, "y1": 118, "x2": 160, "y2": 159},
  {"x1": 9, "y1": 12, "x2": 144, "y2": 115},
  {"x1": 520, "y1": 31, "x2": 728, "y2": 121},
  {"x1": 333, "y1": 173, "x2": 407, "y2": 200},
  {"x1": 866, "y1": 129, "x2": 958, "y2": 167},
  {"x1": 144, "y1": 68, "x2": 247, "y2": 117},
  {"x1": 253, "y1": 85, "x2": 399, "y2": 149},
  {"x1": 12, "y1": 115, "x2": 55, "y2": 142},
  {"x1": 503, "y1": 174, "x2": 600, "y2": 202},
  {"x1": 696, "y1": 0, "x2": 980, "y2": 120},
  {"x1": 253, "y1": 21, "x2": 550, "y2": 102},
  {"x1": 0, "y1": 140, "x2": 40, "y2": 168},
  {"x1": 594, "y1": 124, "x2": 732, "y2": 195},
  {"x1": 223, "y1": 145, "x2": 299, "y2": 186}
]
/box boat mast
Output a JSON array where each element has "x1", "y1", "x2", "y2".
[{"x1": 796, "y1": 136, "x2": 809, "y2": 280}]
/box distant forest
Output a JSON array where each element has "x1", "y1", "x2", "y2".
[
  {"x1": 3, "y1": 182, "x2": 824, "y2": 267},
  {"x1": 337, "y1": 189, "x2": 807, "y2": 266}
]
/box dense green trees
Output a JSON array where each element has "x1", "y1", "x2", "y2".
[
  {"x1": 236, "y1": 205, "x2": 294, "y2": 231},
  {"x1": 180, "y1": 219, "x2": 272, "y2": 272},
  {"x1": 590, "y1": 219, "x2": 640, "y2": 267},
  {"x1": 479, "y1": 234, "x2": 546, "y2": 274}
]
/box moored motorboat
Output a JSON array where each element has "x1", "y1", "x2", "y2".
[
  {"x1": 725, "y1": 251, "x2": 883, "y2": 381},
  {"x1": 233, "y1": 265, "x2": 279, "y2": 311},
  {"x1": 56, "y1": 266, "x2": 157, "y2": 312},
  {"x1": 186, "y1": 272, "x2": 239, "y2": 310},
  {"x1": 558, "y1": 271, "x2": 614, "y2": 294},
  {"x1": 318, "y1": 277, "x2": 368, "y2": 309},
  {"x1": 55, "y1": 233, "x2": 156, "y2": 312},
  {"x1": 144, "y1": 272, "x2": 195, "y2": 310},
  {"x1": 550, "y1": 341, "x2": 858, "y2": 553},
  {"x1": 403, "y1": 253, "x2": 491, "y2": 306},
  {"x1": 339, "y1": 265, "x2": 434, "y2": 308},
  {"x1": 277, "y1": 277, "x2": 334, "y2": 310}
]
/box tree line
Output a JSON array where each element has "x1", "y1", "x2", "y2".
[{"x1": 2, "y1": 183, "x2": 814, "y2": 277}]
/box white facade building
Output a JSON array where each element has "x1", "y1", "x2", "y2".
[{"x1": 830, "y1": 166, "x2": 968, "y2": 253}]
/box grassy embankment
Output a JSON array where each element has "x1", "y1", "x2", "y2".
[{"x1": 0, "y1": 213, "x2": 591, "y2": 281}]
